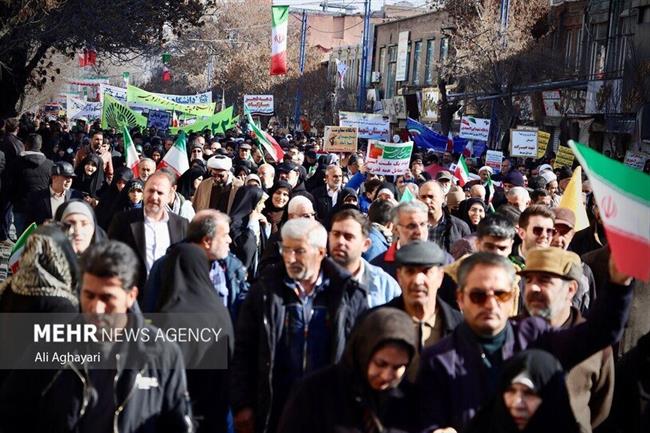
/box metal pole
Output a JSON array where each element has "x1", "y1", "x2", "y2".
[
  {"x1": 294, "y1": 10, "x2": 308, "y2": 131},
  {"x1": 357, "y1": 0, "x2": 371, "y2": 112}
]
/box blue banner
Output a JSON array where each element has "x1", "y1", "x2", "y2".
[{"x1": 406, "y1": 118, "x2": 448, "y2": 152}]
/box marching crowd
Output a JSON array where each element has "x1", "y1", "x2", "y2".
[{"x1": 0, "y1": 113, "x2": 648, "y2": 433}]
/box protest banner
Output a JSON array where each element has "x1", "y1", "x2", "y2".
[
  {"x1": 169, "y1": 107, "x2": 235, "y2": 135},
  {"x1": 485, "y1": 150, "x2": 504, "y2": 172},
  {"x1": 147, "y1": 110, "x2": 171, "y2": 129},
  {"x1": 459, "y1": 116, "x2": 491, "y2": 141},
  {"x1": 101, "y1": 95, "x2": 147, "y2": 129},
  {"x1": 324, "y1": 126, "x2": 358, "y2": 153},
  {"x1": 623, "y1": 150, "x2": 650, "y2": 170},
  {"x1": 99, "y1": 84, "x2": 127, "y2": 103},
  {"x1": 339, "y1": 111, "x2": 390, "y2": 140},
  {"x1": 127, "y1": 85, "x2": 215, "y2": 116},
  {"x1": 554, "y1": 145, "x2": 575, "y2": 168},
  {"x1": 510, "y1": 129, "x2": 538, "y2": 157},
  {"x1": 366, "y1": 140, "x2": 413, "y2": 175},
  {"x1": 537, "y1": 131, "x2": 550, "y2": 158},
  {"x1": 244, "y1": 95, "x2": 274, "y2": 116},
  {"x1": 66, "y1": 96, "x2": 102, "y2": 120}
]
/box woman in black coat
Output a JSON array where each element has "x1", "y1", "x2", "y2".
[
  {"x1": 228, "y1": 185, "x2": 268, "y2": 275},
  {"x1": 278, "y1": 308, "x2": 418, "y2": 433},
  {"x1": 463, "y1": 349, "x2": 580, "y2": 433}
]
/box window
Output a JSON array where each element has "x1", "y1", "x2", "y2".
[
  {"x1": 403, "y1": 43, "x2": 411, "y2": 82},
  {"x1": 386, "y1": 46, "x2": 397, "y2": 98},
  {"x1": 424, "y1": 39, "x2": 435, "y2": 85},
  {"x1": 412, "y1": 41, "x2": 422, "y2": 85},
  {"x1": 440, "y1": 37, "x2": 449, "y2": 62},
  {"x1": 588, "y1": 23, "x2": 608, "y2": 78},
  {"x1": 378, "y1": 47, "x2": 386, "y2": 79}
]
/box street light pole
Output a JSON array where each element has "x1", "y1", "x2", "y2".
[
  {"x1": 357, "y1": 0, "x2": 371, "y2": 112},
  {"x1": 294, "y1": 10, "x2": 308, "y2": 131}
]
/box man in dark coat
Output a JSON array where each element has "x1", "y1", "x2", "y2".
[
  {"x1": 417, "y1": 250, "x2": 633, "y2": 433},
  {"x1": 311, "y1": 164, "x2": 343, "y2": 222},
  {"x1": 108, "y1": 170, "x2": 188, "y2": 295},
  {"x1": 25, "y1": 161, "x2": 83, "y2": 229},
  {"x1": 10, "y1": 133, "x2": 54, "y2": 233},
  {"x1": 230, "y1": 218, "x2": 367, "y2": 433},
  {"x1": 0, "y1": 118, "x2": 24, "y2": 241},
  {"x1": 0, "y1": 241, "x2": 193, "y2": 433},
  {"x1": 418, "y1": 180, "x2": 470, "y2": 253}
]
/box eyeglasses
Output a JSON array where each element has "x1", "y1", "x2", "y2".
[
  {"x1": 398, "y1": 222, "x2": 428, "y2": 231},
  {"x1": 467, "y1": 289, "x2": 513, "y2": 305},
  {"x1": 532, "y1": 226, "x2": 556, "y2": 237},
  {"x1": 278, "y1": 245, "x2": 308, "y2": 257},
  {"x1": 554, "y1": 224, "x2": 572, "y2": 236}
]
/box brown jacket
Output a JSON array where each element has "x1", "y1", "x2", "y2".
[
  {"x1": 564, "y1": 308, "x2": 615, "y2": 433},
  {"x1": 192, "y1": 175, "x2": 242, "y2": 214}
]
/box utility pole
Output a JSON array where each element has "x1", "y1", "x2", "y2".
[
  {"x1": 294, "y1": 10, "x2": 308, "y2": 131},
  {"x1": 357, "y1": 0, "x2": 371, "y2": 112}
]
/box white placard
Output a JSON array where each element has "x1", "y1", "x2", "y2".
[
  {"x1": 244, "y1": 95, "x2": 274, "y2": 116},
  {"x1": 510, "y1": 129, "x2": 538, "y2": 157},
  {"x1": 366, "y1": 140, "x2": 414, "y2": 175},
  {"x1": 459, "y1": 116, "x2": 491, "y2": 141},
  {"x1": 485, "y1": 150, "x2": 504, "y2": 172},
  {"x1": 339, "y1": 111, "x2": 390, "y2": 140},
  {"x1": 624, "y1": 150, "x2": 650, "y2": 170}
]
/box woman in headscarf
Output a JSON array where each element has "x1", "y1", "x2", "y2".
[
  {"x1": 111, "y1": 178, "x2": 145, "y2": 214},
  {"x1": 95, "y1": 166, "x2": 133, "y2": 229},
  {"x1": 228, "y1": 185, "x2": 269, "y2": 277},
  {"x1": 458, "y1": 197, "x2": 487, "y2": 233},
  {"x1": 177, "y1": 164, "x2": 207, "y2": 201},
  {"x1": 155, "y1": 243, "x2": 234, "y2": 433},
  {"x1": 325, "y1": 187, "x2": 360, "y2": 229},
  {"x1": 0, "y1": 223, "x2": 79, "y2": 313},
  {"x1": 278, "y1": 308, "x2": 418, "y2": 433},
  {"x1": 72, "y1": 153, "x2": 105, "y2": 201},
  {"x1": 464, "y1": 349, "x2": 580, "y2": 433},
  {"x1": 262, "y1": 180, "x2": 292, "y2": 234},
  {"x1": 54, "y1": 199, "x2": 107, "y2": 255}
]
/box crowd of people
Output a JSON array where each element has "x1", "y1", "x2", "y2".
[{"x1": 0, "y1": 113, "x2": 648, "y2": 433}]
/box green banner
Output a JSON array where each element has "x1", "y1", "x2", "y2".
[
  {"x1": 127, "y1": 85, "x2": 216, "y2": 116},
  {"x1": 170, "y1": 107, "x2": 238, "y2": 135},
  {"x1": 101, "y1": 94, "x2": 147, "y2": 129}
]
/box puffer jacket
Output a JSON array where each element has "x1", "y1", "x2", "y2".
[{"x1": 10, "y1": 151, "x2": 54, "y2": 212}]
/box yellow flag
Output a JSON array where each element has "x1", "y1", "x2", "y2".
[{"x1": 559, "y1": 166, "x2": 590, "y2": 231}]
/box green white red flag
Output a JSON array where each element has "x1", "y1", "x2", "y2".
[
  {"x1": 158, "y1": 131, "x2": 189, "y2": 176},
  {"x1": 8, "y1": 223, "x2": 37, "y2": 274},
  {"x1": 271, "y1": 5, "x2": 289, "y2": 75},
  {"x1": 245, "y1": 106, "x2": 285, "y2": 162},
  {"x1": 122, "y1": 125, "x2": 140, "y2": 178},
  {"x1": 569, "y1": 140, "x2": 650, "y2": 281},
  {"x1": 454, "y1": 155, "x2": 470, "y2": 186}
]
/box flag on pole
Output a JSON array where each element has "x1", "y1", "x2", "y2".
[
  {"x1": 158, "y1": 131, "x2": 189, "y2": 176},
  {"x1": 568, "y1": 140, "x2": 650, "y2": 281},
  {"x1": 454, "y1": 155, "x2": 470, "y2": 187},
  {"x1": 8, "y1": 223, "x2": 37, "y2": 274},
  {"x1": 271, "y1": 5, "x2": 289, "y2": 75},
  {"x1": 122, "y1": 125, "x2": 140, "y2": 178},
  {"x1": 245, "y1": 106, "x2": 285, "y2": 162},
  {"x1": 558, "y1": 166, "x2": 590, "y2": 232}
]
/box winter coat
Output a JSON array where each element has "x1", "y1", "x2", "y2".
[
  {"x1": 10, "y1": 151, "x2": 54, "y2": 212},
  {"x1": 229, "y1": 258, "x2": 368, "y2": 433}
]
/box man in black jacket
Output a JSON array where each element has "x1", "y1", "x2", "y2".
[
  {"x1": 418, "y1": 180, "x2": 470, "y2": 253},
  {"x1": 311, "y1": 164, "x2": 343, "y2": 222},
  {"x1": 11, "y1": 133, "x2": 54, "y2": 233},
  {"x1": 0, "y1": 118, "x2": 23, "y2": 241},
  {"x1": 108, "y1": 170, "x2": 188, "y2": 294},
  {"x1": 230, "y1": 218, "x2": 367, "y2": 433},
  {"x1": 0, "y1": 241, "x2": 193, "y2": 433}
]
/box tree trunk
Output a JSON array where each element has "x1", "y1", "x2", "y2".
[{"x1": 0, "y1": 49, "x2": 30, "y2": 118}]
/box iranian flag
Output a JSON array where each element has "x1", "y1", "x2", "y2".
[
  {"x1": 454, "y1": 155, "x2": 470, "y2": 187},
  {"x1": 270, "y1": 5, "x2": 289, "y2": 75},
  {"x1": 245, "y1": 106, "x2": 285, "y2": 162},
  {"x1": 122, "y1": 125, "x2": 140, "y2": 178},
  {"x1": 569, "y1": 140, "x2": 650, "y2": 281},
  {"x1": 8, "y1": 223, "x2": 37, "y2": 274},
  {"x1": 158, "y1": 131, "x2": 189, "y2": 176}
]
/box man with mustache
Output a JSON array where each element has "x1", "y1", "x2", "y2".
[
  {"x1": 522, "y1": 247, "x2": 614, "y2": 433},
  {"x1": 231, "y1": 218, "x2": 367, "y2": 433}
]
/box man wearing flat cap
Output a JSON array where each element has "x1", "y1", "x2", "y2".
[
  {"x1": 192, "y1": 154, "x2": 243, "y2": 214},
  {"x1": 383, "y1": 240, "x2": 463, "y2": 381},
  {"x1": 521, "y1": 247, "x2": 614, "y2": 433}
]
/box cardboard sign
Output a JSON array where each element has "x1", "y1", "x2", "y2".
[
  {"x1": 460, "y1": 116, "x2": 491, "y2": 141},
  {"x1": 324, "y1": 126, "x2": 358, "y2": 153},
  {"x1": 485, "y1": 150, "x2": 504, "y2": 172},
  {"x1": 537, "y1": 131, "x2": 551, "y2": 158},
  {"x1": 510, "y1": 129, "x2": 538, "y2": 157},
  {"x1": 366, "y1": 140, "x2": 413, "y2": 175},
  {"x1": 623, "y1": 150, "x2": 650, "y2": 170},
  {"x1": 147, "y1": 110, "x2": 171, "y2": 129},
  {"x1": 244, "y1": 95, "x2": 274, "y2": 116},
  {"x1": 339, "y1": 111, "x2": 390, "y2": 140},
  {"x1": 554, "y1": 146, "x2": 575, "y2": 168}
]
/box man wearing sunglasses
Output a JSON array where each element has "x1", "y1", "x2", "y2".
[
  {"x1": 417, "y1": 251, "x2": 633, "y2": 433},
  {"x1": 510, "y1": 205, "x2": 556, "y2": 269},
  {"x1": 521, "y1": 247, "x2": 613, "y2": 433}
]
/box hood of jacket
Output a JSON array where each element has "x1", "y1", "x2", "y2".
[{"x1": 20, "y1": 151, "x2": 48, "y2": 167}]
